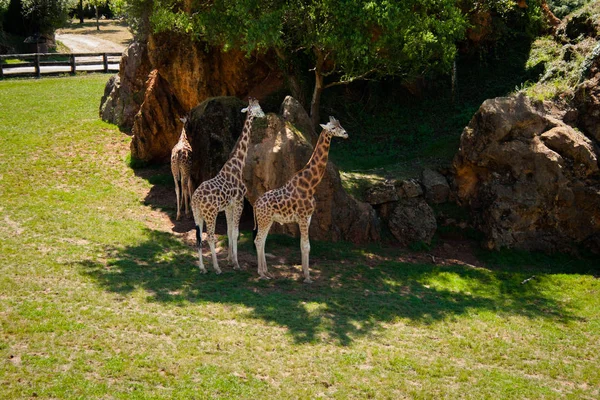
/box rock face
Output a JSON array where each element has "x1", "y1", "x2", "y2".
[
  {"x1": 388, "y1": 199, "x2": 437, "y2": 247},
  {"x1": 100, "y1": 33, "x2": 280, "y2": 162},
  {"x1": 186, "y1": 97, "x2": 247, "y2": 187},
  {"x1": 185, "y1": 96, "x2": 380, "y2": 244},
  {"x1": 422, "y1": 169, "x2": 450, "y2": 204},
  {"x1": 130, "y1": 70, "x2": 186, "y2": 163},
  {"x1": 573, "y1": 45, "x2": 600, "y2": 142},
  {"x1": 363, "y1": 178, "x2": 437, "y2": 246},
  {"x1": 99, "y1": 42, "x2": 152, "y2": 130},
  {"x1": 453, "y1": 94, "x2": 600, "y2": 252}
]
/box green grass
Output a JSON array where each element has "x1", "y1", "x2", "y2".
[{"x1": 1, "y1": 75, "x2": 600, "y2": 399}]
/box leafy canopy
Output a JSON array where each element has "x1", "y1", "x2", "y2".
[{"x1": 149, "y1": 0, "x2": 467, "y2": 81}]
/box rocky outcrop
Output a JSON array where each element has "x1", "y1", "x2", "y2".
[
  {"x1": 130, "y1": 70, "x2": 186, "y2": 163},
  {"x1": 573, "y1": 44, "x2": 600, "y2": 143},
  {"x1": 388, "y1": 199, "x2": 437, "y2": 247},
  {"x1": 147, "y1": 33, "x2": 276, "y2": 112},
  {"x1": 99, "y1": 41, "x2": 151, "y2": 130},
  {"x1": 186, "y1": 97, "x2": 247, "y2": 187},
  {"x1": 453, "y1": 94, "x2": 600, "y2": 252},
  {"x1": 363, "y1": 178, "x2": 438, "y2": 246},
  {"x1": 422, "y1": 169, "x2": 450, "y2": 204},
  {"x1": 100, "y1": 33, "x2": 281, "y2": 163},
  {"x1": 184, "y1": 96, "x2": 380, "y2": 244}
]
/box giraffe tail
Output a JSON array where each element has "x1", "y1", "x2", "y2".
[{"x1": 252, "y1": 207, "x2": 258, "y2": 241}]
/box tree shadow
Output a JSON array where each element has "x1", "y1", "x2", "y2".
[{"x1": 76, "y1": 228, "x2": 586, "y2": 346}]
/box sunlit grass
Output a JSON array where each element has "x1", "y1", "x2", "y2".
[{"x1": 0, "y1": 75, "x2": 599, "y2": 399}]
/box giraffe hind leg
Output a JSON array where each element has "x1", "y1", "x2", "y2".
[
  {"x1": 173, "y1": 170, "x2": 182, "y2": 220},
  {"x1": 254, "y1": 219, "x2": 273, "y2": 280},
  {"x1": 195, "y1": 218, "x2": 207, "y2": 274},
  {"x1": 224, "y1": 207, "x2": 234, "y2": 265},
  {"x1": 230, "y1": 198, "x2": 244, "y2": 270},
  {"x1": 185, "y1": 175, "x2": 193, "y2": 217},
  {"x1": 299, "y1": 216, "x2": 312, "y2": 283},
  {"x1": 205, "y1": 216, "x2": 222, "y2": 274}
]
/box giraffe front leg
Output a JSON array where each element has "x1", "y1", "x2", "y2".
[
  {"x1": 299, "y1": 217, "x2": 312, "y2": 283},
  {"x1": 205, "y1": 217, "x2": 222, "y2": 275},
  {"x1": 195, "y1": 220, "x2": 207, "y2": 274}
]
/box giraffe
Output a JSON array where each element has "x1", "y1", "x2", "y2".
[
  {"x1": 253, "y1": 116, "x2": 348, "y2": 283},
  {"x1": 170, "y1": 117, "x2": 193, "y2": 221},
  {"x1": 191, "y1": 98, "x2": 265, "y2": 274}
]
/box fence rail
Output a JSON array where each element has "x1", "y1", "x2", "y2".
[{"x1": 0, "y1": 52, "x2": 122, "y2": 78}]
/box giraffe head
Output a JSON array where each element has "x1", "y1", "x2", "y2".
[
  {"x1": 241, "y1": 97, "x2": 266, "y2": 118},
  {"x1": 320, "y1": 116, "x2": 348, "y2": 139}
]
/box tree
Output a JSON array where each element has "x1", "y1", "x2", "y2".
[
  {"x1": 150, "y1": 0, "x2": 468, "y2": 128},
  {"x1": 3, "y1": 0, "x2": 74, "y2": 36}
]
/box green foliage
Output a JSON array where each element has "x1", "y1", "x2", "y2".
[
  {"x1": 547, "y1": 0, "x2": 591, "y2": 18},
  {"x1": 20, "y1": 0, "x2": 75, "y2": 34},
  {"x1": 150, "y1": 1, "x2": 467, "y2": 82}
]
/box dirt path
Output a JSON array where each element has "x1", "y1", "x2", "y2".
[{"x1": 56, "y1": 33, "x2": 126, "y2": 53}]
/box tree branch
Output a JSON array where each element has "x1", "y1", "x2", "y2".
[{"x1": 323, "y1": 68, "x2": 378, "y2": 89}]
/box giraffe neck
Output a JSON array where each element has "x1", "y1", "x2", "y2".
[
  {"x1": 225, "y1": 114, "x2": 254, "y2": 175},
  {"x1": 297, "y1": 129, "x2": 333, "y2": 193},
  {"x1": 179, "y1": 127, "x2": 189, "y2": 144}
]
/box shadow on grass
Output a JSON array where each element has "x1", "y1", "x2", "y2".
[{"x1": 77, "y1": 228, "x2": 587, "y2": 346}]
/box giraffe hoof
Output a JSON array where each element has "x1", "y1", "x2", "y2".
[
  {"x1": 259, "y1": 275, "x2": 271, "y2": 280},
  {"x1": 199, "y1": 269, "x2": 208, "y2": 274},
  {"x1": 215, "y1": 269, "x2": 222, "y2": 275},
  {"x1": 304, "y1": 278, "x2": 313, "y2": 284}
]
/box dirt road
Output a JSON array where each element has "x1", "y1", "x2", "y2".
[{"x1": 56, "y1": 33, "x2": 126, "y2": 53}]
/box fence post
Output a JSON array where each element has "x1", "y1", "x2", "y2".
[
  {"x1": 103, "y1": 53, "x2": 108, "y2": 73},
  {"x1": 0, "y1": 59, "x2": 3, "y2": 79},
  {"x1": 70, "y1": 54, "x2": 76, "y2": 75},
  {"x1": 34, "y1": 54, "x2": 41, "y2": 78}
]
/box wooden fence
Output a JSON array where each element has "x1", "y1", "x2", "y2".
[{"x1": 0, "y1": 52, "x2": 122, "y2": 78}]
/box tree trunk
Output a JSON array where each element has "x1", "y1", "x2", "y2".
[
  {"x1": 95, "y1": 7, "x2": 100, "y2": 30},
  {"x1": 274, "y1": 47, "x2": 306, "y2": 108},
  {"x1": 78, "y1": 0, "x2": 84, "y2": 24},
  {"x1": 310, "y1": 48, "x2": 325, "y2": 129}
]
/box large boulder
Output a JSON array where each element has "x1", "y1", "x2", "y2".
[
  {"x1": 147, "y1": 33, "x2": 276, "y2": 112},
  {"x1": 99, "y1": 41, "x2": 152, "y2": 130},
  {"x1": 453, "y1": 94, "x2": 600, "y2": 252},
  {"x1": 130, "y1": 70, "x2": 186, "y2": 163},
  {"x1": 573, "y1": 45, "x2": 600, "y2": 143},
  {"x1": 388, "y1": 199, "x2": 437, "y2": 247},
  {"x1": 185, "y1": 96, "x2": 380, "y2": 244},
  {"x1": 244, "y1": 98, "x2": 380, "y2": 243},
  {"x1": 186, "y1": 97, "x2": 247, "y2": 187},
  {"x1": 100, "y1": 32, "x2": 281, "y2": 163}
]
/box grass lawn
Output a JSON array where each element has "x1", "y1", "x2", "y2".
[{"x1": 1, "y1": 75, "x2": 599, "y2": 399}]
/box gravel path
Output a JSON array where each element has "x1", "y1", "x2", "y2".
[{"x1": 56, "y1": 33, "x2": 126, "y2": 53}]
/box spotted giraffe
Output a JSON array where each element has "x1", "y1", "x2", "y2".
[
  {"x1": 191, "y1": 98, "x2": 265, "y2": 274},
  {"x1": 253, "y1": 116, "x2": 348, "y2": 283},
  {"x1": 170, "y1": 117, "x2": 193, "y2": 221}
]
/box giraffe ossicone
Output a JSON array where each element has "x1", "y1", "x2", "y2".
[
  {"x1": 253, "y1": 116, "x2": 348, "y2": 283},
  {"x1": 191, "y1": 97, "x2": 265, "y2": 274}
]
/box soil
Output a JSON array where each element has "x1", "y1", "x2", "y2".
[{"x1": 133, "y1": 161, "x2": 487, "y2": 285}]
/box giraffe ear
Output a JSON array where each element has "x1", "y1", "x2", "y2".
[
  {"x1": 320, "y1": 124, "x2": 328, "y2": 130},
  {"x1": 241, "y1": 107, "x2": 249, "y2": 113}
]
